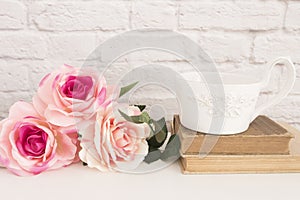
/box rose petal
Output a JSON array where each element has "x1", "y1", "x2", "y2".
[
  {"x1": 55, "y1": 132, "x2": 77, "y2": 163},
  {"x1": 114, "y1": 140, "x2": 149, "y2": 171},
  {"x1": 32, "y1": 95, "x2": 47, "y2": 118},
  {"x1": 36, "y1": 72, "x2": 58, "y2": 106},
  {"x1": 8, "y1": 102, "x2": 39, "y2": 121},
  {"x1": 44, "y1": 105, "x2": 76, "y2": 127}
]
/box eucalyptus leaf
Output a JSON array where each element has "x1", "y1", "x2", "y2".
[
  {"x1": 118, "y1": 109, "x2": 133, "y2": 122},
  {"x1": 134, "y1": 104, "x2": 146, "y2": 112},
  {"x1": 155, "y1": 131, "x2": 167, "y2": 144},
  {"x1": 167, "y1": 134, "x2": 179, "y2": 145},
  {"x1": 147, "y1": 117, "x2": 168, "y2": 149},
  {"x1": 153, "y1": 118, "x2": 167, "y2": 135},
  {"x1": 144, "y1": 148, "x2": 162, "y2": 164},
  {"x1": 118, "y1": 109, "x2": 151, "y2": 124},
  {"x1": 119, "y1": 82, "x2": 138, "y2": 97},
  {"x1": 161, "y1": 134, "x2": 181, "y2": 161},
  {"x1": 137, "y1": 112, "x2": 151, "y2": 124}
]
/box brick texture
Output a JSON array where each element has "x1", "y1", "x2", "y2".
[
  {"x1": 0, "y1": 1, "x2": 26, "y2": 30},
  {"x1": 179, "y1": 0, "x2": 285, "y2": 31},
  {"x1": 0, "y1": 0, "x2": 299, "y2": 128}
]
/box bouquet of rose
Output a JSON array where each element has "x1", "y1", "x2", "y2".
[{"x1": 0, "y1": 65, "x2": 180, "y2": 176}]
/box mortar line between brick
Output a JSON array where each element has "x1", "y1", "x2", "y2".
[
  {"x1": 129, "y1": 1, "x2": 133, "y2": 29},
  {"x1": 24, "y1": 1, "x2": 30, "y2": 30},
  {"x1": 249, "y1": 33, "x2": 256, "y2": 64},
  {"x1": 282, "y1": 0, "x2": 289, "y2": 29},
  {"x1": 176, "y1": 2, "x2": 180, "y2": 31}
]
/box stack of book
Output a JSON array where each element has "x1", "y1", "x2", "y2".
[{"x1": 173, "y1": 115, "x2": 300, "y2": 174}]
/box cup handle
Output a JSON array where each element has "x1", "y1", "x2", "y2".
[{"x1": 251, "y1": 57, "x2": 296, "y2": 122}]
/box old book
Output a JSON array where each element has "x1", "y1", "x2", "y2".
[
  {"x1": 174, "y1": 115, "x2": 293, "y2": 155},
  {"x1": 180, "y1": 122, "x2": 300, "y2": 174}
]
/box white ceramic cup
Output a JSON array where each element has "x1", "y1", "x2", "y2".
[{"x1": 176, "y1": 57, "x2": 296, "y2": 135}]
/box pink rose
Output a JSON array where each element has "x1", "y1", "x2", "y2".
[
  {"x1": 0, "y1": 102, "x2": 78, "y2": 176},
  {"x1": 33, "y1": 64, "x2": 107, "y2": 132},
  {"x1": 79, "y1": 104, "x2": 150, "y2": 172}
]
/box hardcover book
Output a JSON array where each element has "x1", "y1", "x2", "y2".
[
  {"x1": 174, "y1": 115, "x2": 293, "y2": 155},
  {"x1": 179, "y1": 121, "x2": 300, "y2": 174}
]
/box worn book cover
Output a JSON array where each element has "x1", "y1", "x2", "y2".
[
  {"x1": 180, "y1": 122, "x2": 300, "y2": 174},
  {"x1": 174, "y1": 115, "x2": 293, "y2": 155}
]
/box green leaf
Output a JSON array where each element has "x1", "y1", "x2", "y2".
[
  {"x1": 147, "y1": 117, "x2": 168, "y2": 149},
  {"x1": 134, "y1": 104, "x2": 146, "y2": 112},
  {"x1": 144, "y1": 148, "x2": 162, "y2": 164},
  {"x1": 119, "y1": 82, "x2": 138, "y2": 97},
  {"x1": 145, "y1": 134, "x2": 181, "y2": 163},
  {"x1": 137, "y1": 112, "x2": 151, "y2": 124},
  {"x1": 118, "y1": 109, "x2": 132, "y2": 122},
  {"x1": 167, "y1": 134, "x2": 178, "y2": 145},
  {"x1": 160, "y1": 134, "x2": 181, "y2": 161},
  {"x1": 153, "y1": 118, "x2": 168, "y2": 143},
  {"x1": 118, "y1": 109, "x2": 151, "y2": 124}
]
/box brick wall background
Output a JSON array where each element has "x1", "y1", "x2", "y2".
[{"x1": 0, "y1": 0, "x2": 300, "y2": 128}]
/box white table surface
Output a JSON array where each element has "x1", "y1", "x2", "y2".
[{"x1": 1, "y1": 162, "x2": 300, "y2": 200}]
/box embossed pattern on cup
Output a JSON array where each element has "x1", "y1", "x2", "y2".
[{"x1": 176, "y1": 57, "x2": 296, "y2": 135}]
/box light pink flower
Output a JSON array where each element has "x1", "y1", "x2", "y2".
[
  {"x1": 33, "y1": 65, "x2": 107, "y2": 132},
  {"x1": 0, "y1": 101, "x2": 78, "y2": 176},
  {"x1": 79, "y1": 104, "x2": 150, "y2": 172}
]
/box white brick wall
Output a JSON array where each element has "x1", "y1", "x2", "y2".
[
  {"x1": 0, "y1": 33, "x2": 47, "y2": 59},
  {"x1": 0, "y1": 1, "x2": 26, "y2": 30},
  {"x1": 179, "y1": 0, "x2": 285, "y2": 31},
  {"x1": 132, "y1": 1, "x2": 177, "y2": 29},
  {"x1": 0, "y1": 0, "x2": 299, "y2": 128},
  {"x1": 28, "y1": 1, "x2": 130, "y2": 31},
  {"x1": 253, "y1": 34, "x2": 300, "y2": 63}
]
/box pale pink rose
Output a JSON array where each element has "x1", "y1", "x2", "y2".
[
  {"x1": 0, "y1": 101, "x2": 78, "y2": 176},
  {"x1": 79, "y1": 104, "x2": 150, "y2": 172},
  {"x1": 33, "y1": 65, "x2": 108, "y2": 132}
]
